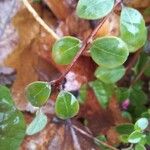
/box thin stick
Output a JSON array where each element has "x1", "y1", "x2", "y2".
[
  {"x1": 22, "y1": 0, "x2": 59, "y2": 40},
  {"x1": 50, "y1": 0, "x2": 122, "y2": 86},
  {"x1": 72, "y1": 125, "x2": 118, "y2": 150}
]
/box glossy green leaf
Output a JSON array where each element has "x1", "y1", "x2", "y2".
[
  {"x1": 26, "y1": 81, "x2": 51, "y2": 107},
  {"x1": 134, "y1": 118, "x2": 149, "y2": 131},
  {"x1": 95, "y1": 66, "x2": 125, "y2": 84},
  {"x1": 116, "y1": 123, "x2": 134, "y2": 135},
  {"x1": 90, "y1": 36, "x2": 129, "y2": 68},
  {"x1": 0, "y1": 86, "x2": 26, "y2": 150},
  {"x1": 26, "y1": 110, "x2": 47, "y2": 135},
  {"x1": 0, "y1": 85, "x2": 14, "y2": 106},
  {"x1": 135, "y1": 144, "x2": 146, "y2": 150},
  {"x1": 52, "y1": 36, "x2": 81, "y2": 65},
  {"x1": 78, "y1": 84, "x2": 87, "y2": 104},
  {"x1": 120, "y1": 7, "x2": 147, "y2": 52},
  {"x1": 89, "y1": 80, "x2": 113, "y2": 108},
  {"x1": 76, "y1": 0, "x2": 114, "y2": 20},
  {"x1": 55, "y1": 91, "x2": 79, "y2": 120},
  {"x1": 128, "y1": 131, "x2": 143, "y2": 143}
]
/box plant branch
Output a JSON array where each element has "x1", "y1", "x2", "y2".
[
  {"x1": 22, "y1": 0, "x2": 59, "y2": 40},
  {"x1": 50, "y1": 0, "x2": 122, "y2": 86},
  {"x1": 72, "y1": 125, "x2": 118, "y2": 150}
]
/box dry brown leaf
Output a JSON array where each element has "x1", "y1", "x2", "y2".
[
  {"x1": 22, "y1": 113, "x2": 99, "y2": 150},
  {"x1": 96, "y1": 13, "x2": 120, "y2": 37}
]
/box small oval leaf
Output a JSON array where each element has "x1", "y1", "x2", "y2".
[
  {"x1": 134, "y1": 118, "x2": 149, "y2": 131},
  {"x1": 55, "y1": 91, "x2": 79, "y2": 120},
  {"x1": 90, "y1": 36, "x2": 129, "y2": 68},
  {"x1": 26, "y1": 81, "x2": 51, "y2": 107},
  {"x1": 120, "y1": 7, "x2": 147, "y2": 52},
  {"x1": 95, "y1": 66, "x2": 125, "y2": 83},
  {"x1": 116, "y1": 123, "x2": 134, "y2": 135},
  {"x1": 26, "y1": 110, "x2": 47, "y2": 135},
  {"x1": 52, "y1": 36, "x2": 81, "y2": 65},
  {"x1": 76, "y1": 0, "x2": 114, "y2": 20},
  {"x1": 0, "y1": 86, "x2": 26, "y2": 149},
  {"x1": 128, "y1": 131, "x2": 142, "y2": 144},
  {"x1": 89, "y1": 80, "x2": 114, "y2": 108}
]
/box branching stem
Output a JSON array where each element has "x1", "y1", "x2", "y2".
[{"x1": 50, "y1": 0, "x2": 122, "y2": 86}]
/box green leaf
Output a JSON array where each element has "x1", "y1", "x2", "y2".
[
  {"x1": 120, "y1": 134, "x2": 129, "y2": 143},
  {"x1": 89, "y1": 80, "x2": 113, "y2": 108},
  {"x1": 120, "y1": 7, "x2": 147, "y2": 52},
  {"x1": 116, "y1": 123, "x2": 134, "y2": 135},
  {"x1": 76, "y1": 0, "x2": 114, "y2": 20},
  {"x1": 26, "y1": 110, "x2": 47, "y2": 135},
  {"x1": 0, "y1": 85, "x2": 14, "y2": 106},
  {"x1": 146, "y1": 133, "x2": 150, "y2": 145},
  {"x1": 135, "y1": 144, "x2": 146, "y2": 150},
  {"x1": 0, "y1": 86, "x2": 26, "y2": 150},
  {"x1": 78, "y1": 84, "x2": 87, "y2": 104},
  {"x1": 90, "y1": 36, "x2": 129, "y2": 68},
  {"x1": 26, "y1": 81, "x2": 51, "y2": 107},
  {"x1": 128, "y1": 131, "x2": 143, "y2": 143},
  {"x1": 139, "y1": 136, "x2": 147, "y2": 145},
  {"x1": 129, "y1": 85, "x2": 148, "y2": 107},
  {"x1": 133, "y1": 52, "x2": 150, "y2": 76},
  {"x1": 141, "y1": 109, "x2": 150, "y2": 119},
  {"x1": 52, "y1": 36, "x2": 81, "y2": 65},
  {"x1": 95, "y1": 66, "x2": 125, "y2": 84},
  {"x1": 121, "y1": 111, "x2": 132, "y2": 121},
  {"x1": 134, "y1": 118, "x2": 149, "y2": 131},
  {"x1": 116, "y1": 87, "x2": 130, "y2": 102},
  {"x1": 55, "y1": 91, "x2": 79, "y2": 120},
  {"x1": 95, "y1": 135, "x2": 110, "y2": 150}
]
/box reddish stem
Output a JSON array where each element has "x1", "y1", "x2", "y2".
[{"x1": 50, "y1": 0, "x2": 122, "y2": 86}]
